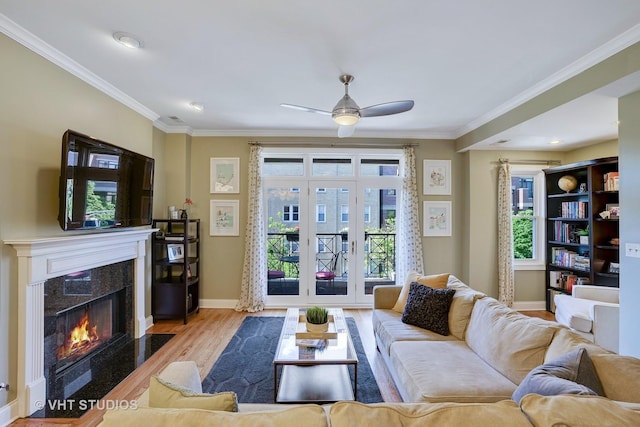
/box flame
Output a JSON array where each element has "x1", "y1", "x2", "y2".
[{"x1": 57, "y1": 312, "x2": 100, "y2": 359}]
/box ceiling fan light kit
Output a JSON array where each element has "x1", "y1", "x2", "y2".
[{"x1": 281, "y1": 74, "x2": 414, "y2": 137}]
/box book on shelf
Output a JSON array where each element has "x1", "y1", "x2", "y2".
[
  {"x1": 604, "y1": 172, "x2": 619, "y2": 191},
  {"x1": 550, "y1": 270, "x2": 591, "y2": 292}
]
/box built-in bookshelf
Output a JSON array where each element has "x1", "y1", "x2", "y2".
[{"x1": 544, "y1": 157, "x2": 619, "y2": 312}]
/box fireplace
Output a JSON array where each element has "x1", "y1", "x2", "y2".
[
  {"x1": 42, "y1": 261, "x2": 134, "y2": 409},
  {"x1": 4, "y1": 229, "x2": 155, "y2": 417},
  {"x1": 44, "y1": 263, "x2": 132, "y2": 369}
]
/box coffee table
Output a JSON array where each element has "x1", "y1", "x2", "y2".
[{"x1": 273, "y1": 308, "x2": 358, "y2": 403}]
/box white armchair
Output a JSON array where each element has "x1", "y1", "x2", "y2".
[{"x1": 554, "y1": 285, "x2": 619, "y2": 353}]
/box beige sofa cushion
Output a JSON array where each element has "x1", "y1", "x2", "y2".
[
  {"x1": 389, "y1": 341, "x2": 517, "y2": 403},
  {"x1": 137, "y1": 360, "x2": 203, "y2": 407},
  {"x1": 446, "y1": 276, "x2": 485, "y2": 340},
  {"x1": 149, "y1": 376, "x2": 238, "y2": 411},
  {"x1": 329, "y1": 400, "x2": 531, "y2": 427},
  {"x1": 465, "y1": 298, "x2": 558, "y2": 384},
  {"x1": 591, "y1": 354, "x2": 640, "y2": 403},
  {"x1": 519, "y1": 394, "x2": 640, "y2": 426},
  {"x1": 374, "y1": 309, "x2": 458, "y2": 356},
  {"x1": 391, "y1": 272, "x2": 450, "y2": 313},
  {"x1": 544, "y1": 327, "x2": 611, "y2": 363},
  {"x1": 99, "y1": 405, "x2": 328, "y2": 427}
]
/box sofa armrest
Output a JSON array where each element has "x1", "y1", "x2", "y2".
[
  {"x1": 373, "y1": 285, "x2": 402, "y2": 309},
  {"x1": 593, "y1": 304, "x2": 620, "y2": 353},
  {"x1": 572, "y1": 285, "x2": 619, "y2": 304}
]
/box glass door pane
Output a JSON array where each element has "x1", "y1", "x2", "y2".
[
  {"x1": 358, "y1": 186, "x2": 398, "y2": 303},
  {"x1": 265, "y1": 185, "x2": 302, "y2": 298},
  {"x1": 308, "y1": 182, "x2": 356, "y2": 304}
]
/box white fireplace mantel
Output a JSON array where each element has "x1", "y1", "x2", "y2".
[{"x1": 4, "y1": 228, "x2": 154, "y2": 417}]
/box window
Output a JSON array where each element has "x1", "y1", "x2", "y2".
[
  {"x1": 341, "y1": 205, "x2": 349, "y2": 222},
  {"x1": 511, "y1": 166, "x2": 545, "y2": 269},
  {"x1": 283, "y1": 205, "x2": 299, "y2": 222},
  {"x1": 364, "y1": 205, "x2": 371, "y2": 223},
  {"x1": 317, "y1": 204, "x2": 326, "y2": 222}
]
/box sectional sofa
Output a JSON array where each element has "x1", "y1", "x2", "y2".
[
  {"x1": 97, "y1": 274, "x2": 640, "y2": 426},
  {"x1": 372, "y1": 274, "x2": 640, "y2": 405}
]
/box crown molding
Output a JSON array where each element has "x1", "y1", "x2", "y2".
[
  {"x1": 0, "y1": 13, "x2": 159, "y2": 123},
  {"x1": 455, "y1": 23, "x2": 640, "y2": 139}
]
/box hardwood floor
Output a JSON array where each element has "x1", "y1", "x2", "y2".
[
  {"x1": 10, "y1": 308, "x2": 555, "y2": 426},
  {"x1": 10, "y1": 308, "x2": 401, "y2": 426}
]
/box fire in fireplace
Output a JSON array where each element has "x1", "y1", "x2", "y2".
[{"x1": 56, "y1": 297, "x2": 114, "y2": 362}]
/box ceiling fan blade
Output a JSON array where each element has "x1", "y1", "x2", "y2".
[
  {"x1": 359, "y1": 100, "x2": 414, "y2": 117},
  {"x1": 280, "y1": 103, "x2": 331, "y2": 115},
  {"x1": 337, "y1": 125, "x2": 356, "y2": 138}
]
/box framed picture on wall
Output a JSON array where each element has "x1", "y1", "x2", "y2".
[
  {"x1": 423, "y1": 201, "x2": 452, "y2": 236},
  {"x1": 423, "y1": 159, "x2": 451, "y2": 195},
  {"x1": 210, "y1": 157, "x2": 240, "y2": 193},
  {"x1": 210, "y1": 199, "x2": 239, "y2": 236}
]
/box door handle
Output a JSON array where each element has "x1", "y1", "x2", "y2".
[{"x1": 351, "y1": 241, "x2": 355, "y2": 255}]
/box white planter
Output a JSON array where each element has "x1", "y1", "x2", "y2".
[{"x1": 580, "y1": 236, "x2": 589, "y2": 245}]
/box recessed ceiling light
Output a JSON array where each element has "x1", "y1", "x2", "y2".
[
  {"x1": 113, "y1": 32, "x2": 143, "y2": 49},
  {"x1": 189, "y1": 102, "x2": 205, "y2": 112},
  {"x1": 549, "y1": 139, "x2": 561, "y2": 145}
]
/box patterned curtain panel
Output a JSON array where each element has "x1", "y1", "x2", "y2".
[
  {"x1": 235, "y1": 144, "x2": 267, "y2": 312},
  {"x1": 396, "y1": 146, "x2": 425, "y2": 287},
  {"x1": 497, "y1": 161, "x2": 515, "y2": 307}
]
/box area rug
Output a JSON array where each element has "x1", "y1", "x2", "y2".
[{"x1": 202, "y1": 316, "x2": 383, "y2": 403}]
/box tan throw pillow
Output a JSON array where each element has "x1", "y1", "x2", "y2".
[
  {"x1": 149, "y1": 376, "x2": 238, "y2": 412},
  {"x1": 392, "y1": 272, "x2": 450, "y2": 313}
]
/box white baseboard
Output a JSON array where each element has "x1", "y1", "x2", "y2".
[
  {"x1": 0, "y1": 400, "x2": 18, "y2": 427},
  {"x1": 145, "y1": 315, "x2": 154, "y2": 331},
  {"x1": 200, "y1": 299, "x2": 238, "y2": 309},
  {"x1": 512, "y1": 300, "x2": 546, "y2": 311}
]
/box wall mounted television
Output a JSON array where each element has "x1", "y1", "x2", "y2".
[{"x1": 58, "y1": 129, "x2": 154, "y2": 231}]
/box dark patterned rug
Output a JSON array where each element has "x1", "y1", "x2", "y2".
[{"x1": 202, "y1": 316, "x2": 383, "y2": 403}]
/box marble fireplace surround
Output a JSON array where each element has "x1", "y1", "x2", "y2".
[{"x1": 4, "y1": 229, "x2": 153, "y2": 417}]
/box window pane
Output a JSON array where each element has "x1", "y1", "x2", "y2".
[
  {"x1": 511, "y1": 176, "x2": 534, "y2": 259},
  {"x1": 360, "y1": 159, "x2": 399, "y2": 176},
  {"x1": 263, "y1": 158, "x2": 304, "y2": 176},
  {"x1": 312, "y1": 158, "x2": 353, "y2": 176}
]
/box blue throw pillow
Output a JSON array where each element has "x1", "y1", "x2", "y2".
[
  {"x1": 512, "y1": 348, "x2": 604, "y2": 404},
  {"x1": 401, "y1": 282, "x2": 455, "y2": 336}
]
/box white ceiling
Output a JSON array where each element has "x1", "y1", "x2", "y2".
[{"x1": 2, "y1": 1, "x2": 640, "y2": 150}]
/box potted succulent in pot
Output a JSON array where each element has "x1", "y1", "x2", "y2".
[{"x1": 305, "y1": 306, "x2": 329, "y2": 333}]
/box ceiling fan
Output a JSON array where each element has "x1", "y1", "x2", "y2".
[{"x1": 280, "y1": 74, "x2": 414, "y2": 138}]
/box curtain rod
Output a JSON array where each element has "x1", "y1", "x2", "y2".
[
  {"x1": 497, "y1": 158, "x2": 561, "y2": 166},
  {"x1": 248, "y1": 141, "x2": 418, "y2": 148}
]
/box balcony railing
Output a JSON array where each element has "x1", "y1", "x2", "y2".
[{"x1": 267, "y1": 232, "x2": 396, "y2": 280}]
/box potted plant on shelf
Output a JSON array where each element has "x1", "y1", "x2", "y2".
[
  {"x1": 578, "y1": 226, "x2": 589, "y2": 245},
  {"x1": 305, "y1": 306, "x2": 329, "y2": 333}
]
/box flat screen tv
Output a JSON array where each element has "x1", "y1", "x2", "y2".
[{"x1": 58, "y1": 129, "x2": 154, "y2": 231}]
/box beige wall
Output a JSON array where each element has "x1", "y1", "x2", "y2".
[
  {"x1": 183, "y1": 137, "x2": 463, "y2": 301},
  {"x1": 0, "y1": 34, "x2": 153, "y2": 407},
  {"x1": 563, "y1": 139, "x2": 618, "y2": 164}
]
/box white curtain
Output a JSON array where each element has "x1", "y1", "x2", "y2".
[
  {"x1": 497, "y1": 161, "x2": 515, "y2": 307},
  {"x1": 395, "y1": 146, "x2": 425, "y2": 286},
  {"x1": 235, "y1": 145, "x2": 267, "y2": 312}
]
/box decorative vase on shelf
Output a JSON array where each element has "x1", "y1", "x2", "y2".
[
  {"x1": 558, "y1": 175, "x2": 578, "y2": 193},
  {"x1": 180, "y1": 209, "x2": 188, "y2": 219}
]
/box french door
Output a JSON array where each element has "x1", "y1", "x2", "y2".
[{"x1": 264, "y1": 150, "x2": 401, "y2": 307}]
